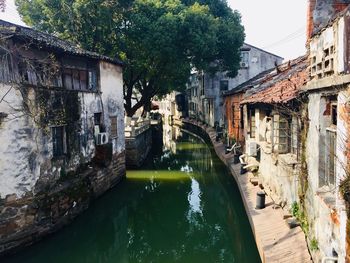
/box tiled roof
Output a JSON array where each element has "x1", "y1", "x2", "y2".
[
  {"x1": 240, "y1": 55, "x2": 308, "y2": 105},
  {"x1": 0, "y1": 20, "x2": 123, "y2": 66},
  {"x1": 223, "y1": 67, "x2": 275, "y2": 96}
]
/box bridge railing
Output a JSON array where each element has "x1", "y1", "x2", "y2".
[{"x1": 125, "y1": 117, "x2": 151, "y2": 138}]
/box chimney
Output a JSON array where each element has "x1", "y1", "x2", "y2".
[
  {"x1": 306, "y1": 0, "x2": 350, "y2": 41},
  {"x1": 306, "y1": 0, "x2": 316, "y2": 41}
]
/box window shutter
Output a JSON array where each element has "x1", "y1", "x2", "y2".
[
  {"x1": 291, "y1": 117, "x2": 298, "y2": 155},
  {"x1": 325, "y1": 129, "x2": 336, "y2": 187},
  {"x1": 110, "y1": 116, "x2": 118, "y2": 138},
  {"x1": 273, "y1": 115, "x2": 290, "y2": 154}
]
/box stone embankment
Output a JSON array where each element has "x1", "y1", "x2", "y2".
[
  {"x1": 180, "y1": 119, "x2": 312, "y2": 263},
  {"x1": 0, "y1": 151, "x2": 125, "y2": 257}
]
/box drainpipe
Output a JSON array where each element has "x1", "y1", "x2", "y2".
[{"x1": 321, "y1": 256, "x2": 338, "y2": 263}]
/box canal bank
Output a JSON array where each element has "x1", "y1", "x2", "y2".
[
  {"x1": 179, "y1": 118, "x2": 312, "y2": 263},
  {"x1": 2, "y1": 125, "x2": 260, "y2": 263}
]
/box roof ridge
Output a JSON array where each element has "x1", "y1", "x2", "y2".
[{"x1": 0, "y1": 19, "x2": 123, "y2": 66}]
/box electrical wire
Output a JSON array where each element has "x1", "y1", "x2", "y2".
[{"x1": 262, "y1": 26, "x2": 306, "y2": 50}]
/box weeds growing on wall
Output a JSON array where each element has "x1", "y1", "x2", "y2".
[
  {"x1": 291, "y1": 201, "x2": 309, "y2": 233},
  {"x1": 310, "y1": 237, "x2": 319, "y2": 251}
]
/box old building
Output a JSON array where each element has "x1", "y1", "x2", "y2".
[
  {"x1": 233, "y1": 1, "x2": 350, "y2": 261},
  {"x1": 223, "y1": 67, "x2": 274, "y2": 145},
  {"x1": 224, "y1": 57, "x2": 307, "y2": 145},
  {"x1": 187, "y1": 43, "x2": 283, "y2": 127},
  {"x1": 0, "y1": 20, "x2": 125, "y2": 255},
  {"x1": 302, "y1": 1, "x2": 350, "y2": 261},
  {"x1": 239, "y1": 55, "x2": 307, "y2": 205}
]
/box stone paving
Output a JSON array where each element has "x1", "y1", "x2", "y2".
[{"x1": 183, "y1": 119, "x2": 312, "y2": 263}]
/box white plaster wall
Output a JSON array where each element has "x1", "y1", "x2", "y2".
[
  {"x1": 306, "y1": 93, "x2": 346, "y2": 262},
  {"x1": 309, "y1": 17, "x2": 345, "y2": 76},
  {"x1": 307, "y1": 93, "x2": 322, "y2": 192},
  {"x1": 0, "y1": 61, "x2": 125, "y2": 199},
  {"x1": 99, "y1": 61, "x2": 125, "y2": 154},
  {"x1": 228, "y1": 45, "x2": 283, "y2": 90},
  {"x1": 0, "y1": 84, "x2": 38, "y2": 197},
  {"x1": 337, "y1": 18, "x2": 345, "y2": 74},
  {"x1": 259, "y1": 149, "x2": 298, "y2": 205},
  {"x1": 79, "y1": 92, "x2": 102, "y2": 160}
]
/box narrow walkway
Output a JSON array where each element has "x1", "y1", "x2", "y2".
[{"x1": 182, "y1": 119, "x2": 312, "y2": 263}]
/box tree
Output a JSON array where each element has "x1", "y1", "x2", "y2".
[
  {"x1": 16, "y1": 0, "x2": 245, "y2": 116},
  {"x1": 0, "y1": 0, "x2": 5, "y2": 12}
]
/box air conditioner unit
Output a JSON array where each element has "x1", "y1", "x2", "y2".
[
  {"x1": 240, "y1": 62, "x2": 248, "y2": 68},
  {"x1": 96, "y1": 132, "x2": 108, "y2": 145},
  {"x1": 246, "y1": 141, "x2": 257, "y2": 156}
]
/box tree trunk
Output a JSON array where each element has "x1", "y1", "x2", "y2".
[
  {"x1": 123, "y1": 79, "x2": 156, "y2": 117},
  {"x1": 124, "y1": 95, "x2": 150, "y2": 117}
]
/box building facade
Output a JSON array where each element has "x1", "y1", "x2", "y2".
[
  {"x1": 187, "y1": 43, "x2": 283, "y2": 127},
  {"x1": 229, "y1": 1, "x2": 350, "y2": 261},
  {"x1": 0, "y1": 20, "x2": 125, "y2": 255},
  {"x1": 302, "y1": 2, "x2": 350, "y2": 261}
]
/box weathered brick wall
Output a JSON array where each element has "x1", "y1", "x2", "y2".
[
  {"x1": 307, "y1": 0, "x2": 350, "y2": 40},
  {"x1": 0, "y1": 151, "x2": 125, "y2": 256}
]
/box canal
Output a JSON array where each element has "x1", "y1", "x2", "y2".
[{"x1": 3, "y1": 127, "x2": 260, "y2": 263}]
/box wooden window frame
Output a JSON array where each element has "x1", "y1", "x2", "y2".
[
  {"x1": 249, "y1": 109, "x2": 256, "y2": 139},
  {"x1": 324, "y1": 128, "x2": 337, "y2": 188},
  {"x1": 273, "y1": 114, "x2": 291, "y2": 154},
  {"x1": 110, "y1": 116, "x2": 118, "y2": 138},
  {"x1": 52, "y1": 126, "x2": 66, "y2": 157},
  {"x1": 63, "y1": 67, "x2": 97, "y2": 92}
]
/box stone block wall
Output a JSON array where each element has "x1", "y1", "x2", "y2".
[
  {"x1": 258, "y1": 146, "x2": 299, "y2": 207},
  {"x1": 125, "y1": 128, "x2": 152, "y2": 167},
  {"x1": 0, "y1": 151, "x2": 125, "y2": 256}
]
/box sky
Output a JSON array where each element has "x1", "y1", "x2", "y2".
[
  {"x1": 0, "y1": 0, "x2": 307, "y2": 61},
  {"x1": 228, "y1": 0, "x2": 307, "y2": 61}
]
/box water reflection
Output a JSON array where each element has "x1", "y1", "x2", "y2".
[
  {"x1": 187, "y1": 178, "x2": 203, "y2": 225},
  {"x1": 3, "y1": 124, "x2": 260, "y2": 263}
]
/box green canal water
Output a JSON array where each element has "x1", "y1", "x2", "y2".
[{"x1": 3, "y1": 128, "x2": 260, "y2": 263}]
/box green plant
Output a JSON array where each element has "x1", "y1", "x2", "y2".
[
  {"x1": 291, "y1": 201, "x2": 309, "y2": 233},
  {"x1": 291, "y1": 201, "x2": 299, "y2": 217},
  {"x1": 310, "y1": 237, "x2": 319, "y2": 251}
]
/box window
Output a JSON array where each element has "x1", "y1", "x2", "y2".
[
  {"x1": 63, "y1": 68, "x2": 97, "y2": 91},
  {"x1": 94, "y1": 112, "x2": 105, "y2": 133},
  {"x1": 88, "y1": 70, "x2": 97, "y2": 91},
  {"x1": 291, "y1": 117, "x2": 298, "y2": 155},
  {"x1": 319, "y1": 97, "x2": 338, "y2": 188},
  {"x1": 220, "y1": 80, "x2": 229, "y2": 91},
  {"x1": 18, "y1": 60, "x2": 63, "y2": 87},
  {"x1": 52, "y1": 126, "x2": 66, "y2": 157},
  {"x1": 325, "y1": 129, "x2": 336, "y2": 187},
  {"x1": 240, "y1": 52, "x2": 249, "y2": 68},
  {"x1": 331, "y1": 103, "x2": 337, "y2": 125},
  {"x1": 249, "y1": 109, "x2": 256, "y2": 138},
  {"x1": 110, "y1": 116, "x2": 118, "y2": 138},
  {"x1": 273, "y1": 115, "x2": 290, "y2": 154}
]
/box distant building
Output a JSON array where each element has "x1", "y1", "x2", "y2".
[
  {"x1": 0, "y1": 20, "x2": 125, "y2": 255},
  {"x1": 187, "y1": 43, "x2": 283, "y2": 127}
]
